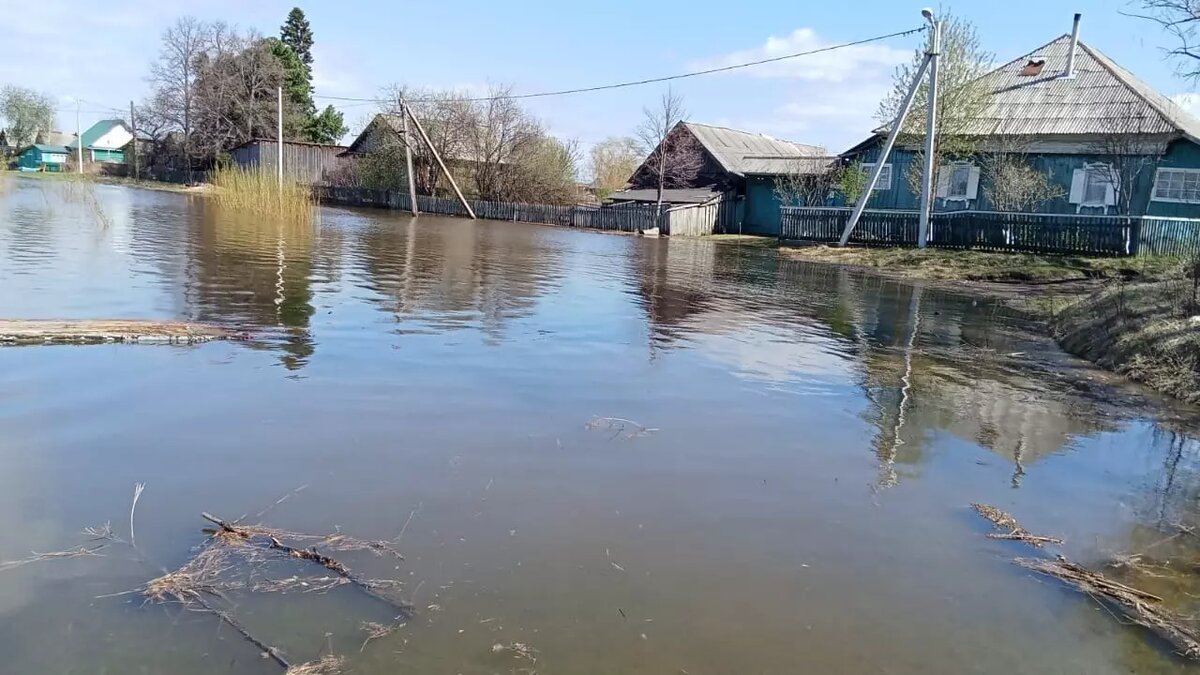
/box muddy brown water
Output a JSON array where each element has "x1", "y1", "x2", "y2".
[{"x1": 4, "y1": 176, "x2": 1200, "y2": 673}]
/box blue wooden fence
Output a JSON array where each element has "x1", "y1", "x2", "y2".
[{"x1": 779, "y1": 207, "x2": 1199, "y2": 257}]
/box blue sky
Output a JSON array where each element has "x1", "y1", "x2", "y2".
[{"x1": 3, "y1": 0, "x2": 1197, "y2": 155}]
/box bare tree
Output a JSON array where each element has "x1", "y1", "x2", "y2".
[
  {"x1": 378, "y1": 85, "x2": 474, "y2": 195},
  {"x1": 590, "y1": 136, "x2": 641, "y2": 200},
  {"x1": 1087, "y1": 103, "x2": 1165, "y2": 215},
  {"x1": 1132, "y1": 1, "x2": 1200, "y2": 79},
  {"x1": 878, "y1": 12, "x2": 993, "y2": 203},
  {"x1": 635, "y1": 88, "x2": 705, "y2": 210},
  {"x1": 980, "y1": 139, "x2": 1065, "y2": 212},
  {"x1": 148, "y1": 17, "x2": 214, "y2": 164},
  {"x1": 191, "y1": 32, "x2": 288, "y2": 162},
  {"x1": 466, "y1": 85, "x2": 543, "y2": 201},
  {"x1": 772, "y1": 155, "x2": 841, "y2": 207}
]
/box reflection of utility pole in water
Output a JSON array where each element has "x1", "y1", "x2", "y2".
[
  {"x1": 877, "y1": 283, "x2": 924, "y2": 490},
  {"x1": 1011, "y1": 438, "x2": 1026, "y2": 489}
]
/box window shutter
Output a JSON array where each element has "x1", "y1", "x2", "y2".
[
  {"x1": 936, "y1": 165, "x2": 951, "y2": 198},
  {"x1": 966, "y1": 166, "x2": 981, "y2": 199},
  {"x1": 1069, "y1": 169, "x2": 1086, "y2": 204}
]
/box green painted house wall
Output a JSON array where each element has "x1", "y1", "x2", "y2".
[
  {"x1": 90, "y1": 149, "x2": 125, "y2": 163},
  {"x1": 838, "y1": 137, "x2": 1200, "y2": 218},
  {"x1": 744, "y1": 177, "x2": 783, "y2": 235},
  {"x1": 16, "y1": 145, "x2": 69, "y2": 171}
]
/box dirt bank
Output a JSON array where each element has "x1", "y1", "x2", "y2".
[{"x1": 767, "y1": 243, "x2": 1200, "y2": 404}]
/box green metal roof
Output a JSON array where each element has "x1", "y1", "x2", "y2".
[
  {"x1": 67, "y1": 119, "x2": 128, "y2": 150},
  {"x1": 30, "y1": 144, "x2": 69, "y2": 154}
]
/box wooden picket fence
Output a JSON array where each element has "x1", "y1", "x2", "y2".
[
  {"x1": 779, "y1": 207, "x2": 1200, "y2": 257},
  {"x1": 317, "y1": 186, "x2": 661, "y2": 233},
  {"x1": 661, "y1": 195, "x2": 742, "y2": 236}
]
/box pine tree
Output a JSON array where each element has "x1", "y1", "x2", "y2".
[{"x1": 280, "y1": 8, "x2": 314, "y2": 68}]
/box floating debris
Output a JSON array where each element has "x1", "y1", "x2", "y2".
[
  {"x1": 492, "y1": 641, "x2": 538, "y2": 663},
  {"x1": 585, "y1": 416, "x2": 659, "y2": 440},
  {"x1": 971, "y1": 503, "x2": 1064, "y2": 547},
  {"x1": 0, "y1": 319, "x2": 239, "y2": 346}
]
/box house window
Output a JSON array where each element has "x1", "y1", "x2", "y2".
[
  {"x1": 862, "y1": 162, "x2": 892, "y2": 190},
  {"x1": 1083, "y1": 165, "x2": 1110, "y2": 204},
  {"x1": 948, "y1": 165, "x2": 971, "y2": 198},
  {"x1": 1152, "y1": 167, "x2": 1200, "y2": 203}
]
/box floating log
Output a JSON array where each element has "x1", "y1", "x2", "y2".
[{"x1": 0, "y1": 319, "x2": 236, "y2": 346}]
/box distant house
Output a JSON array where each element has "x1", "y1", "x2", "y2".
[
  {"x1": 230, "y1": 139, "x2": 348, "y2": 185},
  {"x1": 612, "y1": 122, "x2": 825, "y2": 211},
  {"x1": 839, "y1": 17, "x2": 1200, "y2": 218},
  {"x1": 68, "y1": 119, "x2": 133, "y2": 164},
  {"x1": 16, "y1": 144, "x2": 70, "y2": 172}
]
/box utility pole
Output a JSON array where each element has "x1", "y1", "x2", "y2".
[
  {"x1": 917, "y1": 10, "x2": 941, "y2": 249},
  {"x1": 276, "y1": 86, "x2": 284, "y2": 193},
  {"x1": 400, "y1": 98, "x2": 418, "y2": 216},
  {"x1": 838, "y1": 12, "x2": 936, "y2": 247},
  {"x1": 75, "y1": 100, "x2": 83, "y2": 174},
  {"x1": 129, "y1": 100, "x2": 139, "y2": 181},
  {"x1": 404, "y1": 104, "x2": 476, "y2": 219}
]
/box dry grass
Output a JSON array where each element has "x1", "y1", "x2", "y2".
[
  {"x1": 0, "y1": 545, "x2": 105, "y2": 572},
  {"x1": 780, "y1": 245, "x2": 1181, "y2": 283},
  {"x1": 210, "y1": 166, "x2": 317, "y2": 225},
  {"x1": 285, "y1": 655, "x2": 344, "y2": 675},
  {"x1": 1053, "y1": 277, "x2": 1200, "y2": 402},
  {"x1": 971, "y1": 503, "x2": 1065, "y2": 547}
]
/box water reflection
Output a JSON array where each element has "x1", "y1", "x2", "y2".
[{"x1": 8, "y1": 178, "x2": 1200, "y2": 673}]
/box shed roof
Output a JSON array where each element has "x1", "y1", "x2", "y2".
[
  {"x1": 609, "y1": 187, "x2": 722, "y2": 204},
  {"x1": 30, "y1": 144, "x2": 69, "y2": 154},
  {"x1": 68, "y1": 119, "x2": 130, "y2": 150},
  {"x1": 683, "y1": 122, "x2": 825, "y2": 176}
]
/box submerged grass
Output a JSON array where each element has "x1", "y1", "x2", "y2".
[{"x1": 210, "y1": 166, "x2": 316, "y2": 224}]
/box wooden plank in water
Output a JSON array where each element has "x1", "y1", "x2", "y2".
[{"x1": 0, "y1": 320, "x2": 234, "y2": 346}]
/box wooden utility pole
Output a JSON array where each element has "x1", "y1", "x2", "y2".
[
  {"x1": 129, "y1": 101, "x2": 139, "y2": 180},
  {"x1": 276, "y1": 86, "x2": 284, "y2": 193},
  {"x1": 400, "y1": 99, "x2": 418, "y2": 216},
  {"x1": 75, "y1": 100, "x2": 84, "y2": 174},
  {"x1": 404, "y1": 104, "x2": 476, "y2": 219},
  {"x1": 917, "y1": 12, "x2": 942, "y2": 249}
]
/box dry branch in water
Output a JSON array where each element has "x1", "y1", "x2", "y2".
[
  {"x1": 0, "y1": 545, "x2": 105, "y2": 572},
  {"x1": 285, "y1": 655, "x2": 344, "y2": 675},
  {"x1": 971, "y1": 503, "x2": 1064, "y2": 547},
  {"x1": 359, "y1": 620, "x2": 404, "y2": 652},
  {"x1": 1017, "y1": 556, "x2": 1200, "y2": 659},
  {"x1": 585, "y1": 416, "x2": 659, "y2": 439}
]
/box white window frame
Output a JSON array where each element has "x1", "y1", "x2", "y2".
[
  {"x1": 946, "y1": 163, "x2": 972, "y2": 200},
  {"x1": 1151, "y1": 167, "x2": 1200, "y2": 204},
  {"x1": 861, "y1": 162, "x2": 893, "y2": 191}
]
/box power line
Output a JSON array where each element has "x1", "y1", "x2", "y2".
[{"x1": 313, "y1": 26, "x2": 926, "y2": 106}]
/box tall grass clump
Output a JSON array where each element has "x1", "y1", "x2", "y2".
[{"x1": 210, "y1": 166, "x2": 317, "y2": 224}]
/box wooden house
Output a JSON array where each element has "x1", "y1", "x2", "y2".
[
  {"x1": 16, "y1": 144, "x2": 70, "y2": 171},
  {"x1": 67, "y1": 120, "x2": 133, "y2": 163},
  {"x1": 840, "y1": 17, "x2": 1200, "y2": 218},
  {"x1": 612, "y1": 122, "x2": 824, "y2": 209}
]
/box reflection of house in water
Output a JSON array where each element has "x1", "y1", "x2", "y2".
[
  {"x1": 628, "y1": 239, "x2": 1125, "y2": 487},
  {"x1": 347, "y1": 213, "x2": 565, "y2": 340}
]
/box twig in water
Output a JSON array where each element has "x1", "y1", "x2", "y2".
[
  {"x1": 247, "y1": 483, "x2": 310, "y2": 523},
  {"x1": 285, "y1": 654, "x2": 344, "y2": 675},
  {"x1": 191, "y1": 592, "x2": 291, "y2": 669},
  {"x1": 130, "y1": 482, "x2": 146, "y2": 549},
  {"x1": 0, "y1": 545, "x2": 105, "y2": 572},
  {"x1": 83, "y1": 522, "x2": 125, "y2": 544},
  {"x1": 395, "y1": 504, "x2": 420, "y2": 543},
  {"x1": 971, "y1": 503, "x2": 1064, "y2": 548},
  {"x1": 586, "y1": 416, "x2": 659, "y2": 440},
  {"x1": 359, "y1": 620, "x2": 404, "y2": 652}
]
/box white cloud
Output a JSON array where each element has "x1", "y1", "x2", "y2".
[
  {"x1": 690, "y1": 27, "x2": 909, "y2": 150},
  {"x1": 690, "y1": 28, "x2": 911, "y2": 83}
]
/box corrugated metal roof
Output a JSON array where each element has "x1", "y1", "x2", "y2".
[
  {"x1": 68, "y1": 119, "x2": 129, "y2": 150},
  {"x1": 609, "y1": 187, "x2": 721, "y2": 204},
  {"x1": 683, "y1": 122, "x2": 824, "y2": 176},
  {"x1": 741, "y1": 155, "x2": 839, "y2": 175},
  {"x1": 31, "y1": 144, "x2": 69, "y2": 153},
  {"x1": 869, "y1": 34, "x2": 1200, "y2": 143}
]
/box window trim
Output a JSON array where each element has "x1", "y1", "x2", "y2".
[
  {"x1": 1081, "y1": 163, "x2": 1112, "y2": 206},
  {"x1": 1151, "y1": 167, "x2": 1200, "y2": 204},
  {"x1": 861, "y1": 162, "x2": 893, "y2": 191}
]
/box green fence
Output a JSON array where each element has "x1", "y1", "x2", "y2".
[{"x1": 777, "y1": 207, "x2": 1193, "y2": 257}]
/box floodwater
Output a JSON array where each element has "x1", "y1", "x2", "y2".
[{"x1": 3, "y1": 176, "x2": 1200, "y2": 674}]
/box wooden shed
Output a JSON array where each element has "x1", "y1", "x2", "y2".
[{"x1": 229, "y1": 139, "x2": 348, "y2": 185}]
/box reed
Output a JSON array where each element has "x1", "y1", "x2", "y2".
[{"x1": 210, "y1": 166, "x2": 317, "y2": 224}]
